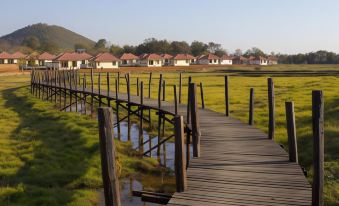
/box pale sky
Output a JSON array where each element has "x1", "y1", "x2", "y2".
[{"x1": 1, "y1": 0, "x2": 338, "y2": 54}]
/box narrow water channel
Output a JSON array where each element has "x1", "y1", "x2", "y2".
[{"x1": 65, "y1": 102, "x2": 188, "y2": 205}]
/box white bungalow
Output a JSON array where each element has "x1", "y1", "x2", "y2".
[
  {"x1": 161, "y1": 54, "x2": 173, "y2": 66},
  {"x1": 10, "y1": 52, "x2": 26, "y2": 64},
  {"x1": 138, "y1": 53, "x2": 163, "y2": 67},
  {"x1": 54, "y1": 52, "x2": 93, "y2": 69},
  {"x1": 92, "y1": 52, "x2": 120, "y2": 69},
  {"x1": 38, "y1": 52, "x2": 56, "y2": 66},
  {"x1": 219, "y1": 55, "x2": 233, "y2": 65},
  {"x1": 0, "y1": 52, "x2": 11, "y2": 64},
  {"x1": 268, "y1": 56, "x2": 278, "y2": 65},
  {"x1": 120, "y1": 53, "x2": 139, "y2": 67},
  {"x1": 197, "y1": 53, "x2": 220, "y2": 65},
  {"x1": 171, "y1": 54, "x2": 195, "y2": 66},
  {"x1": 249, "y1": 56, "x2": 268, "y2": 65}
]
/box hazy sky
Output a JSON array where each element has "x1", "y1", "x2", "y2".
[{"x1": 1, "y1": 0, "x2": 338, "y2": 54}]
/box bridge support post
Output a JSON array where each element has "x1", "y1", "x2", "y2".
[
  {"x1": 174, "y1": 115, "x2": 187, "y2": 192},
  {"x1": 189, "y1": 83, "x2": 201, "y2": 157},
  {"x1": 98, "y1": 107, "x2": 121, "y2": 206},
  {"x1": 249, "y1": 88, "x2": 254, "y2": 125},
  {"x1": 225, "y1": 75, "x2": 229, "y2": 116},
  {"x1": 312, "y1": 90, "x2": 324, "y2": 206},
  {"x1": 268, "y1": 77, "x2": 275, "y2": 140},
  {"x1": 285, "y1": 101, "x2": 298, "y2": 163}
]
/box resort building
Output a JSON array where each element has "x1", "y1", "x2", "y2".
[
  {"x1": 171, "y1": 54, "x2": 195, "y2": 66},
  {"x1": 232, "y1": 56, "x2": 248, "y2": 64},
  {"x1": 120, "y1": 53, "x2": 139, "y2": 67},
  {"x1": 91, "y1": 52, "x2": 120, "y2": 69},
  {"x1": 161, "y1": 54, "x2": 173, "y2": 66},
  {"x1": 138, "y1": 53, "x2": 163, "y2": 67},
  {"x1": 219, "y1": 55, "x2": 233, "y2": 65},
  {"x1": 197, "y1": 53, "x2": 220, "y2": 65},
  {"x1": 54, "y1": 52, "x2": 93, "y2": 69},
  {"x1": 10, "y1": 52, "x2": 26, "y2": 64},
  {"x1": 268, "y1": 56, "x2": 278, "y2": 65},
  {"x1": 249, "y1": 56, "x2": 268, "y2": 65},
  {"x1": 38, "y1": 52, "x2": 56, "y2": 66},
  {"x1": 25, "y1": 54, "x2": 39, "y2": 66},
  {"x1": 0, "y1": 52, "x2": 11, "y2": 64}
]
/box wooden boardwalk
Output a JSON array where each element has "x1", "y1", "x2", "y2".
[{"x1": 37, "y1": 78, "x2": 312, "y2": 206}]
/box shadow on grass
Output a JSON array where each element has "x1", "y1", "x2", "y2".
[{"x1": 1, "y1": 86, "x2": 99, "y2": 205}]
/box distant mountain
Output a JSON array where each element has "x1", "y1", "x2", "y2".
[{"x1": 0, "y1": 23, "x2": 95, "y2": 53}]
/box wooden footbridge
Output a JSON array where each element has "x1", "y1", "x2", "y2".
[{"x1": 30, "y1": 70, "x2": 325, "y2": 206}]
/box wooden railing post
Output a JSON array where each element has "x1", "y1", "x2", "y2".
[
  {"x1": 225, "y1": 75, "x2": 229, "y2": 116},
  {"x1": 312, "y1": 90, "x2": 324, "y2": 206},
  {"x1": 186, "y1": 76, "x2": 192, "y2": 123},
  {"x1": 127, "y1": 73, "x2": 131, "y2": 141},
  {"x1": 115, "y1": 78, "x2": 121, "y2": 140},
  {"x1": 98, "y1": 72, "x2": 102, "y2": 107},
  {"x1": 200, "y1": 82, "x2": 205, "y2": 109},
  {"x1": 268, "y1": 77, "x2": 275, "y2": 140},
  {"x1": 174, "y1": 85, "x2": 178, "y2": 115},
  {"x1": 148, "y1": 72, "x2": 152, "y2": 98},
  {"x1": 97, "y1": 107, "x2": 121, "y2": 206},
  {"x1": 249, "y1": 88, "x2": 254, "y2": 125},
  {"x1": 162, "y1": 80, "x2": 166, "y2": 101},
  {"x1": 137, "y1": 77, "x2": 139, "y2": 96},
  {"x1": 139, "y1": 81, "x2": 144, "y2": 151},
  {"x1": 90, "y1": 69, "x2": 94, "y2": 116},
  {"x1": 107, "y1": 72, "x2": 110, "y2": 107},
  {"x1": 179, "y1": 73, "x2": 182, "y2": 104},
  {"x1": 174, "y1": 115, "x2": 187, "y2": 192},
  {"x1": 189, "y1": 83, "x2": 200, "y2": 157},
  {"x1": 285, "y1": 101, "x2": 298, "y2": 163},
  {"x1": 157, "y1": 74, "x2": 163, "y2": 156}
]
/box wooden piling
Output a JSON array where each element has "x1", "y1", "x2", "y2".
[
  {"x1": 174, "y1": 115, "x2": 187, "y2": 192},
  {"x1": 115, "y1": 78, "x2": 121, "y2": 140},
  {"x1": 285, "y1": 101, "x2": 298, "y2": 163},
  {"x1": 312, "y1": 90, "x2": 324, "y2": 206},
  {"x1": 139, "y1": 81, "x2": 144, "y2": 151},
  {"x1": 268, "y1": 78, "x2": 275, "y2": 140},
  {"x1": 225, "y1": 76, "x2": 229, "y2": 116},
  {"x1": 97, "y1": 107, "x2": 121, "y2": 206},
  {"x1": 249, "y1": 88, "x2": 254, "y2": 125},
  {"x1": 200, "y1": 82, "x2": 205, "y2": 109},
  {"x1": 174, "y1": 85, "x2": 178, "y2": 115},
  {"x1": 179, "y1": 73, "x2": 182, "y2": 104},
  {"x1": 187, "y1": 76, "x2": 192, "y2": 124},
  {"x1": 127, "y1": 73, "x2": 131, "y2": 141},
  {"x1": 107, "y1": 72, "x2": 110, "y2": 107},
  {"x1": 189, "y1": 83, "x2": 200, "y2": 157}
]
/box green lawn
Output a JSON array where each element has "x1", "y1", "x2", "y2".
[
  {"x1": 0, "y1": 74, "x2": 165, "y2": 205},
  {"x1": 103, "y1": 71, "x2": 338, "y2": 205}
]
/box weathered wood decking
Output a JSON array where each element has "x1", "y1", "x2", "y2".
[{"x1": 39, "y1": 81, "x2": 312, "y2": 205}]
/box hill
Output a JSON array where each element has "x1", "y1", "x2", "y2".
[{"x1": 0, "y1": 23, "x2": 95, "y2": 53}]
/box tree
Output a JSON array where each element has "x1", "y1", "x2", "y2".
[
  {"x1": 40, "y1": 41, "x2": 58, "y2": 53},
  {"x1": 122, "y1": 45, "x2": 136, "y2": 54},
  {"x1": 190, "y1": 41, "x2": 208, "y2": 56},
  {"x1": 94, "y1": 39, "x2": 108, "y2": 52},
  {"x1": 207, "y1": 42, "x2": 223, "y2": 54},
  {"x1": 109, "y1": 44, "x2": 123, "y2": 56},
  {"x1": 170, "y1": 41, "x2": 190, "y2": 55},
  {"x1": 234, "y1": 49, "x2": 242, "y2": 56},
  {"x1": 244, "y1": 47, "x2": 266, "y2": 57},
  {"x1": 21, "y1": 36, "x2": 40, "y2": 50}
]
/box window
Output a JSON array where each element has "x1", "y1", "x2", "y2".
[
  {"x1": 123, "y1": 60, "x2": 127, "y2": 64},
  {"x1": 82, "y1": 60, "x2": 85, "y2": 64},
  {"x1": 209, "y1": 59, "x2": 212, "y2": 63},
  {"x1": 149, "y1": 60, "x2": 154, "y2": 65},
  {"x1": 156, "y1": 60, "x2": 159, "y2": 64},
  {"x1": 186, "y1": 60, "x2": 189, "y2": 63},
  {"x1": 72, "y1": 61, "x2": 77, "y2": 67},
  {"x1": 214, "y1": 59, "x2": 217, "y2": 63},
  {"x1": 62, "y1": 61, "x2": 68, "y2": 67},
  {"x1": 97, "y1": 62, "x2": 100, "y2": 66},
  {"x1": 0, "y1": 59, "x2": 3, "y2": 64},
  {"x1": 113, "y1": 61, "x2": 116, "y2": 66}
]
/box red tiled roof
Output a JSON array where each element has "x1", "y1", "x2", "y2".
[
  {"x1": 0, "y1": 51, "x2": 12, "y2": 59},
  {"x1": 38, "y1": 52, "x2": 56, "y2": 60},
  {"x1": 11, "y1": 51, "x2": 26, "y2": 59},
  {"x1": 161, "y1": 54, "x2": 173, "y2": 59},
  {"x1": 233, "y1": 56, "x2": 248, "y2": 61},
  {"x1": 174, "y1": 54, "x2": 195, "y2": 60},
  {"x1": 199, "y1": 53, "x2": 220, "y2": 60},
  {"x1": 25, "y1": 54, "x2": 39, "y2": 60},
  {"x1": 120, "y1": 53, "x2": 139, "y2": 60},
  {"x1": 268, "y1": 56, "x2": 278, "y2": 61},
  {"x1": 220, "y1": 55, "x2": 233, "y2": 60},
  {"x1": 55, "y1": 52, "x2": 92, "y2": 61},
  {"x1": 255, "y1": 56, "x2": 267, "y2": 60},
  {"x1": 140, "y1": 53, "x2": 163, "y2": 60},
  {"x1": 93, "y1": 52, "x2": 120, "y2": 62}
]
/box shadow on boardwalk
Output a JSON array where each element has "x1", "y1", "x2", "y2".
[{"x1": 1, "y1": 86, "x2": 99, "y2": 205}]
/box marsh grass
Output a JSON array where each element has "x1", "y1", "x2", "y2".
[{"x1": 0, "y1": 74, "x2": 166, "y2": 205}]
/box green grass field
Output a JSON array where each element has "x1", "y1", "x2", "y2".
[
  {"x1": 103, "y1": 71, "x2": 338, "y2": 205},
  {"x1": 0, "y1": 74, "x2": 168, "y2": 205},
  {"x1": 1, "y1": 67, "x2": 338, "y2": 205}
]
